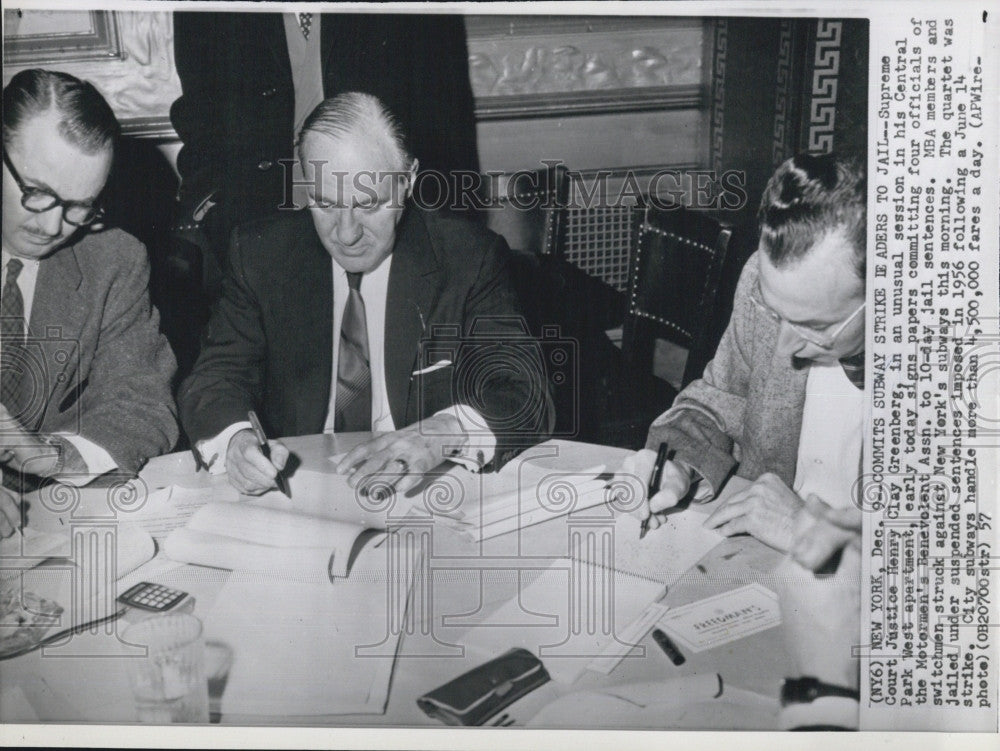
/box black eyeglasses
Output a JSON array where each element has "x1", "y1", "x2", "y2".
[{"x1": 2, "y1": 148, "x2": 104, "y2": 226}]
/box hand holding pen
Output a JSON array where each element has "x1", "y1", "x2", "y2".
[
  {"x1": 224, "y1": 411, "x2": 291, "y2": 497},
  {"x1": 618, "y1": 443, "x2": 691, "y2": 539},
  {"x1": 247, "y1": 411, "x2": 291, "y2": 498}
]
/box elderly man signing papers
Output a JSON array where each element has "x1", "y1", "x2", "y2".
[{"x1": 179, "y1": 92, "x2": 553, "y2": 496}]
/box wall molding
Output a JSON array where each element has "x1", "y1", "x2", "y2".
[{"x1": 476, "y1": 84, "x2": 704, "y2": 121}]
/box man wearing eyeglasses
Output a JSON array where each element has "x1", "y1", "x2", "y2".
[
  {"x1": 618, "y1": 152, "x2": 866, "y2": 729},
  {"x1": 0, "y1": 69, "x2": 177, "y2": 533},
  {"x1": 623, "y1": 152, "x2": 867, "y2": 558}
]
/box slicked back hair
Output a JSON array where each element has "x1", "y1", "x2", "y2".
[
  {"x1": 297, "y1": 91, "x2": 413, "y2": 172},
  {"x1": 2, "y1": 68, "x2": 119, "y2": 154},
  {"x1": 758, "y1": 152, "x2": 866, "y2": 279}
]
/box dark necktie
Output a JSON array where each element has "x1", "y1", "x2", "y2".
[
  {"x1": 334, "y1": 272, "x2": 372, "y2": 432},
  {"x1": 298, "y1": 12, "x2": 313, "y2": 40},
  {"x1": 1, "y1": 258, "x2": 26, "y2": 412},
  {"x1": 840, "y1": 351, "x2": 865, "y2": 390}
]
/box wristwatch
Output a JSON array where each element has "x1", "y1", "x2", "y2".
[{"x1": 779, "y1": 676, "x2": 860, "y2": 731}]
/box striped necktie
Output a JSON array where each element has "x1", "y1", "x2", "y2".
[
  {"x1": 0, "y1": 258, "x2": 26, "y2": 412},
  {"x1": 334, "y1": 272, "x2": 372, "y2": 432}
]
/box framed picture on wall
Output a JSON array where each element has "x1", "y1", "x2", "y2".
[{"x1": 2, "y1": 8, "x2": 122, "y2": 65}]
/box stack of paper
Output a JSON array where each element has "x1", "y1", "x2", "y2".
[
  {"x1": 163, "y1": 502, "x2": 381, "y2": 582},
  {"x1": 440, "y1": 462, "x2": 613, "y2": 541}
]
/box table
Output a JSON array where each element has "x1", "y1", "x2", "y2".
[{"x1": 0, "y1": 435, "x2": 793, "y2": 728}]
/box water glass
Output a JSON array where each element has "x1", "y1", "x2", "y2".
[{"x1": 122, "y1": 612, "x2": 209, "y2": 723}]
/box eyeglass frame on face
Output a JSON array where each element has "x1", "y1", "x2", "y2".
[
  {"x1": 749, "y1": 279, "x2": 865, "y2": 349},
  {"x1": 2, "y1": 147, "x2": 104, "y2": 227}
]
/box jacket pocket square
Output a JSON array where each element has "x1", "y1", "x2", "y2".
[{"x1": 412, "y1": 360, "x2": 453, "y2": 376}]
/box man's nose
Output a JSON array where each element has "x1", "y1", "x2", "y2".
[
  {"x1": 336, "y1": 209, "x2": 363, "y2": 245},
  {"x1": 775, "y1": 322, "x2": 810, "y2": 359},
  {"x1": 35, "y1": 206, "x2": 64, "y2": 237}
]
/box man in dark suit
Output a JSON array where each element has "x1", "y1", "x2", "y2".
[
  {"x1": 0, "y1": 69, "x2": 178, "y2": 535},
  {"x1": 169, "y1": 10, "x2": 479, "y2": 294},
  {"x1": 178, "y1": 93, "x2": 551, "y2": 496}
]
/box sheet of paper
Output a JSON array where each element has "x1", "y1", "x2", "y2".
[
  {"x1": 121, "y1": 484, "x2": 233, "y2": 539},
  {"x1": 249, "y1": 468, "x2": 372, "y2": 525},
  {"x1": 202, "y1": 571, "x2": 407, "y2": 716},
  {"x1": 610, "y1": 508, "x2": 724, "y2": 586},
  {"x1": 656, "y1": 582, "x2": 781, "y2": 653},
  {"x1": 459, "y1": 558, "x2": 663, "y2": 684},
  {"x1": 164, "y1": 501, "x2": 379, "y2": 579}
]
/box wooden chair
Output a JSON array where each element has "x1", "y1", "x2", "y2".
[
  {"x1": 596, "y1": 203, "x2": 733, "y2": 448},
  {"x1": 623, "y1": 203, "x2": 733, "y2": 388}
]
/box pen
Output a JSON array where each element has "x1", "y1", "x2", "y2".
[
  {"x1": 247, "y1": 410, "x2": 291, "y2": 498},
  {"x1": 639, "y1": 443, "x2": 675, "y2": 539},
  {"x1": 652, "y1": 628, "x2": 686, "y2": 666}
]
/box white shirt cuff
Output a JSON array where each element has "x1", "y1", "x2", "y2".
[
  {"x1": 196, "y1": 421, "x2": 252, "y2": 474},
  {"x1": 779, "y1": 696, "x2": 859, "y2": 730},
  {"x1": 57, "y1": 433, "x2": 116, "y2": 486},
  {"x1": 433, "y1": 404, "x2": 496, "y2": 471}
]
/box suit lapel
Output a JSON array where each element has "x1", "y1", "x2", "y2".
[
  {"x1": 282, "y1": 218, "x2": 334, "y2": 435},
  {"x1": 385, "y1": 209, "x2": 441, "y2": 427},
  {"x1": 257, "y1": 13, "x2": 292, "y2": 80},
  {"x1": 27, "y1": 244, "x2": 86, "y2": 427}
]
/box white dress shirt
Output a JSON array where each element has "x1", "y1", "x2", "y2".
[
  {"x1": 792, "y1": 362, "x2": 864, "y2": 510},
  {"x1": 1, "y1": 247, "x2": 117, "y2": 483}
]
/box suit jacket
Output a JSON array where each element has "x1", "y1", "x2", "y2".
[
  {"x1": 19, "y1": 229, "x2": 179, "y2": 475},
  {"x1": 178, "y1": 207, "x2": 554, "y2": 470},
  {"x1": 170, "y1": 11, "x2": 479, "y2": 253},
  {"x1": 646, "y1": 252, "x2": 809, "y2": 493}
]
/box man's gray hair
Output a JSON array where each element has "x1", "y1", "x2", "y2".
[{"x1": 296, "y1": 92, "x2": 413, "y2": 171}]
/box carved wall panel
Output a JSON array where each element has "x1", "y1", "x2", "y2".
[{"x1": 466, "y1": 16, "x2": 706, "y2": 119}]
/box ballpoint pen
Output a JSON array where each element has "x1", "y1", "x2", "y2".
[
  {"x1": 639, "y1": 442, "x2": 675, "y2": 540},
  {"x1": 247, "y1": 410, "x2": 291, "y2": 498}
]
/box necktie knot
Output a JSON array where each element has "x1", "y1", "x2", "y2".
[
  {"x1": 347, "y1": 272, "x2": 363, "y2": 291},
  {"x1": 5, "y1": 258, "x2": 23, "y2": 282}
]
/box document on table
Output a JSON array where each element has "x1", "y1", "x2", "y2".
[
  {"x1": 656, "y1": 582, "x2": 782, "y2": 653},
  {"x1": 202, "y1": 543, "x2": 412, "y2": 717},
  {"x1": 163, "y1": 501, "x2": 381, "y2": 582},
  {"x1": 610, "y1": 508, "x2": 724, "y2": 587},
  {"x1": 117, "y1": 483, "x2": 237, "y2": 539},
  {"x1": 458, "y1": 558, "x2": 664, "y2": 684}
]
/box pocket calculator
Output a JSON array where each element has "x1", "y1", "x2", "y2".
[{"x1": 117, "y1": 582, "x2": 193, "y2": 613}]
